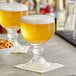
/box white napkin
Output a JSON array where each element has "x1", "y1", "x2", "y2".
[
  {"x1": 11, "y1": 46, "x2": 30, "y2": 54},
  {"x1": 15, "y1": 63, "x2": 64, "y2": 73}
]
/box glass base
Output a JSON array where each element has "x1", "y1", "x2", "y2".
[
  {"x1": 11, "y1": 42, "x2": 30, "y2": 54},
  {"x1": 28, "y1": 55, "x2": 51, "y2": 69}
]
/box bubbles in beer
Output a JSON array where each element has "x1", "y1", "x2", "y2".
[
  {"x1": 0, "y1": 3, "x2": 28, "y2": 11},
  {"x1": 22, "y1": 15, "x2": 54, "y2": 24}
]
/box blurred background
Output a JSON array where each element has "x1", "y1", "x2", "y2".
[{"x1": 0, "y1": 0, "x2": 67, "y2": 33}]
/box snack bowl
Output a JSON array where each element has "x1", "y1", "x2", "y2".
[{"x1": 0, "y1": 47, "x2": 13, "y2": 59}]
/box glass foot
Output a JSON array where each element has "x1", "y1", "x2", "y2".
[
  {"x1": 11, "y1": 42, "x2": 30, "y2": 54},
  {"x1": 11, "y1": 46, "x2": 30, "y2": 54}
]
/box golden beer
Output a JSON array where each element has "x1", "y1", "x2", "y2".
[
  {"x1": 21, "y1": 15, "x2": 55, "y2": 44},
  {"x1": 0, "y1": 3, "x2": 28, "y2": 29}
]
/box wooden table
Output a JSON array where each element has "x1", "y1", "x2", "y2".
[{"x1": 0, "y1": 34, "x2": 76, "y2": 76}]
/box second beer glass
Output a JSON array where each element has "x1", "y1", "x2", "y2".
[{"x1": 0, "y1": 3, "x2": 28, "y2": 52}]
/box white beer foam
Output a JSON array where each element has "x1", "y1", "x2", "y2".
[
  {"x1": 0, "y1": 3, "x2": 28, "y2": 11},
  {"x1": 22, "y1": 15, "x2": 54, "y2": 24}
]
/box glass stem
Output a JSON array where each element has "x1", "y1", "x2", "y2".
[
  {"x1": 33, "y1": 44, "x2": 44, "y2": 55},
  {"x1": 7, "y1": 29, "x2": 18, "y2": 45},
  {"x1": 30, "y1": 44, "x2": 46, "y2": 64}
]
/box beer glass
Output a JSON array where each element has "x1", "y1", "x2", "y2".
[
  {"x1": 0, "y1": 3, "x2": 28, "y2": 52},
  {"x1": 19, "y1": 15, "x2": 55, "y2": 70},
  {"x1": 64, "y1": 0, "x2": 74, "y2": 35}
]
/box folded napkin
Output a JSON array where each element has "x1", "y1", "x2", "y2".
[{"x1": 15, "y1": 62, "x2": 64, "y2": 73}]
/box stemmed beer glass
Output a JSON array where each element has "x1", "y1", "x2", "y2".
[
  {"x1": 0, "y1": 3, "x2": 28, "y2": 52},
  {"x1": 17, "y1": 15, "x2": 55, "y2": 70}
]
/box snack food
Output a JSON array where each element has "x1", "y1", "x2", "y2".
[{"x1": 0, "y1": 39, "x2": 13, "y2": 49}]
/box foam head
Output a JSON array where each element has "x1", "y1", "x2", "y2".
[
  {"x1": 22, "y1": 15, "x2": 54, "y2": 24},
  {"x1": 0, "y1": 3, "x2": 28, "y2": 11}
]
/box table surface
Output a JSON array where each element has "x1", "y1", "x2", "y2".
[{"x1": 0, "y1": 34, "x2": 76, "y2": 76}]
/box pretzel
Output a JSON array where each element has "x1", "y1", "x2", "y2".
[
  {"x1": 0, "y1": 45, "x2": 5, "y2": 49},
  {"x1": 0, "y1": 39, "x2": 13, "y2": 49}
]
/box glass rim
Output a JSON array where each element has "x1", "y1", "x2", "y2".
[
  {"x1": 0, "y1": 3, "x2": 28, "y2": 11},
  {"x1": 22, "y1": 15, "x2": 55, "y2": 24}
]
